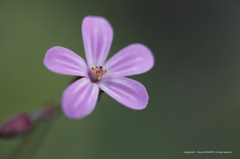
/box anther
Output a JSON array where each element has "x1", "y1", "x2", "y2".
[{"x1": 91, "y1": 65, "x2": 107, "y2": 80}]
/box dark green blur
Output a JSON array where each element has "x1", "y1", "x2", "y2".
[{"x1": 0, "y1": 0, "x2": 240, "y2": 158}]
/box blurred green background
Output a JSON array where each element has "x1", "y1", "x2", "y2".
[{"x1": 1, "y1": 0, "x2": 240, "y2": 159}]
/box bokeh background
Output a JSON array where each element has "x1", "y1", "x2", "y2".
[{"x1": 1, "y1": 0, "x2": 240, "y2": 159}]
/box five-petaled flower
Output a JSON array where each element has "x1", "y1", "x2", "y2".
[{"x1": 44, "y1": 16, "x2": 154, "y2": 119}]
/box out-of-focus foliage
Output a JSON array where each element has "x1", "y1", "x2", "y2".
[{"x1": 0, "y1": 0, "x2": 240, "y2": 159}]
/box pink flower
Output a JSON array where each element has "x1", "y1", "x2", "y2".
[{"x1": 44, "y1": 16, "x2": 154, "y2": 119}]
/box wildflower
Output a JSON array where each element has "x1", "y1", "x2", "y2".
[{"x1": 44, "y1": 16, "x2": 154, "y2": 119}]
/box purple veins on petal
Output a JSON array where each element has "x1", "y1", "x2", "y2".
[
  {"x1": 82, "y1": 16, "x2": 113, "y2": 67},
  {"x1": 62, "y1": 78, "x2": 99, "y2": 119},
  {"x1": 104, "y1": 43, "x2": 154, "y2": 77},
  {"x1": 44, "y1": 16, "x2": 154, "y2": 119},
  {"x1": 98, "y1": 76, "x2": 149, "y2": 110},
  {"x1": 44, "y1": 46, "x2": 88, "y2": 76}
]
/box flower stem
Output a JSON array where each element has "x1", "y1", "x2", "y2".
[
  {"x1": 3, "y1": 76, "x2": 104, "y2": 159},
  {"x1": 4, "y1": 104, "x2": 61, "y2": 159},
  {"x1": 7, "y1": 120, "x2": 53, "y2": 159}
]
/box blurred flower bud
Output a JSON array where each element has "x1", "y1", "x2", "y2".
[
  {"x1": 30, "y1": 105, "x2": 60, "y2": 121},
  {"x1": 0, "y1": 113, "x2": 32, "y2": 138}
]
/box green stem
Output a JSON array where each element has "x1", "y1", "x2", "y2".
[
  {"x1": 5, "y1": 76, "x2": 104, "y2": 159},
  {"x1": 7, "y1": 120, "x2": 53, "y2": 159}
]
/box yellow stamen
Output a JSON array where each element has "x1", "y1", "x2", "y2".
[{"x1": 90, "y1": 65, "x2": 107, "y2": 80}]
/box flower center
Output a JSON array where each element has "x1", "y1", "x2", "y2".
[{"x1": 91, "y1": 65, "x2": 107, "y2": 80}]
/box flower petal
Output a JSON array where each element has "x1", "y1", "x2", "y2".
[
  {"x1": 104, "y1": 44, "x2": 154, "y2": 77},
  {"x1": 44, "y1": 46, "x2": 88, "y2": 76},
  {"x1": 98, "y1": 76, "x2": 148, "y2": 110},
  {"x1": 62, "y1": 78, "x2": 99, "y2": 119},
  {"x1": 82, "y1": 16, "x2": 113, "y2": 67}
]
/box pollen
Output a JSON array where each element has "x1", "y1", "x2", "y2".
[{"x1": 91, "y1": 65, "x2": 107, "y2": 80}]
